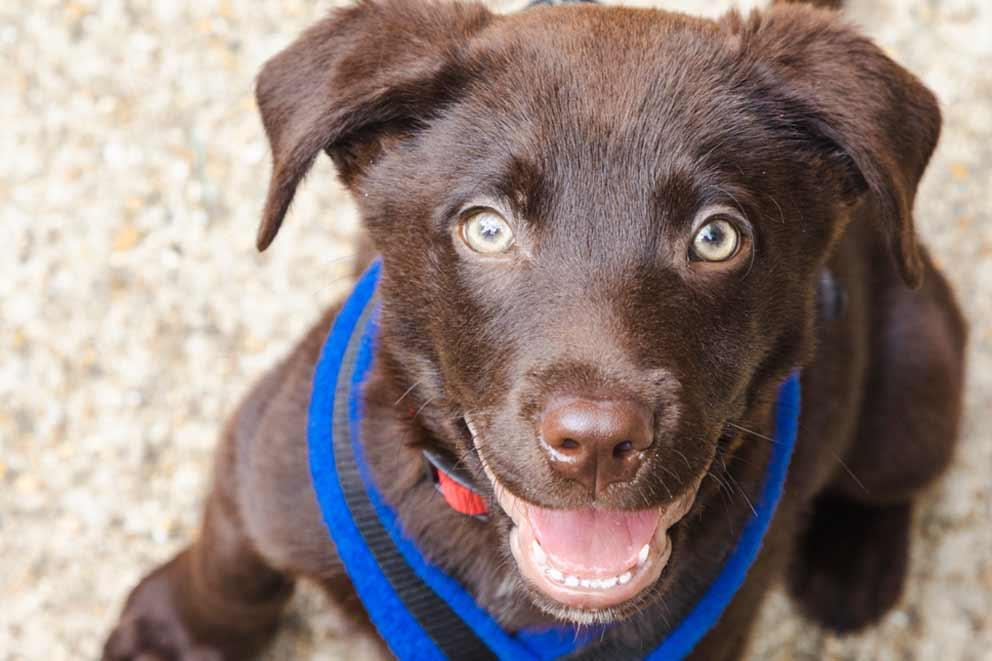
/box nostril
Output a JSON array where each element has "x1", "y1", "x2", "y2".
[
  {"x1": 612, "y1": 440, "x2": 635, "y2": 458},
  {"x1": 539, "y1": 396, "x2": 654, "y2": 495}
]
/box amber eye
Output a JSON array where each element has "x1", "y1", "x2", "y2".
[
  {"x1": 690, "y1": 218, "x2": 740, "y2": 262},
  {"x1": 460, "y1": 209, "x2": 515, "y2": 254}
]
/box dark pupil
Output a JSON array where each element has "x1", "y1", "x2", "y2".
[{"x1": 702, "y1": 223, "x2": 725, "y2": 246}]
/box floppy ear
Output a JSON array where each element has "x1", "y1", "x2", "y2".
[
  {"x1": 733, "y1": 6, "x2": 941, "y2": 288},
  {"x1": 254, "y1": 0, "x2": 493, "y2": 251}
]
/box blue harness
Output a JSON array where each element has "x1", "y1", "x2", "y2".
[{"x1": 306, "y1": 260, "x2": 801, "y2": 660}]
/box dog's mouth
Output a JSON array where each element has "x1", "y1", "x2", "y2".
[{"x1": 480, "y1": 461, "x2": 702, "y2": 614}]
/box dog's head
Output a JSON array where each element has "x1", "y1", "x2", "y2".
[{"x1": 255, "y1": 0, "x2": 938, "y2": 624}]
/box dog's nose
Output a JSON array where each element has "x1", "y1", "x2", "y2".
[{"x1": 539, "y1": 397, "x2": 653, "y2": 497}]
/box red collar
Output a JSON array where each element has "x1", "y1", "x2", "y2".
[{"x1": 422, "y1": 449, "x2": 489, "y2": 518}]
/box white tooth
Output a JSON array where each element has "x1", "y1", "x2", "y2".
[
  {"x1": 565, "y1": 575, "x2": 579, "y2": 588},
  {"x1": 531, "y1": 540, "x2": 547, "y2": 565},
  {"x1": 580, "y1": 579, "x2": 592, "y2": 588},
  {"x1": 602, "y1": 577, "x2": 618, "y2": 589},
  {"x1": 618, "y1": 571, "x2": 632, "y2": 585},
  {"x1": 637, "y1": 544, "x2": 650, "y2": 566},
  {"x1": 547, "y1": 568, "x2": 564, "y2": 582},
  {"x1": 591, "y1": 579, "x2": 604, "y2": 589}
]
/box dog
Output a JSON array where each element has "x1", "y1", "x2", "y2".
[{"x1": 104, "y1": 0, "x2": 966, "y2": 658}]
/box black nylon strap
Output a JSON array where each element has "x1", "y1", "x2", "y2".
[{"x1": 333, "y1": 301, "x2": 498, "y2": 661}]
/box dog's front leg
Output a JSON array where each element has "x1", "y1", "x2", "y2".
[
  {"x1": 103, "y1": 427, "x2": 295, "y2": 661},
  {"x1": 104, "y1": 307, "x2": 378, "y2": 660}
]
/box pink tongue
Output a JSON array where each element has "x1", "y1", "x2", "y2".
[{"x1": 527, "y1": 506, "x2": 660, "y2": 575}]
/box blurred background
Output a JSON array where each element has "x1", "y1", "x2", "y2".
[{"x1": 2, "y1": 1, "x2": 990, "y2": 659}]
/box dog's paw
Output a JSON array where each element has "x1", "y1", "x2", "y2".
[
  {"x1": 788, "y1": 497, "x2": 911, "y2": 633},
  {"x1": 103, "y1": 555, "x2": 226, "y2": 661},
  {"x1": 103, "y1": 614, "x2": 222, "y2": 661}
]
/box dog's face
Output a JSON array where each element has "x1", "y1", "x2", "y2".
[{"x1": 255, "y1": 1, "x2": 937, "y2": 624}]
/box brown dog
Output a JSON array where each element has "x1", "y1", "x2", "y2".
[{"x1": 104, "y1": 0, "x2": 966, "y2": 658}]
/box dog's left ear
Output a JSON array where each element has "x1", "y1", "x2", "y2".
[
  {"x1": 254, "y1": 0, "x2": 493, "y2": 251},
  {"x1": 731, "y1": 6, "x2": 941, "y2": 288}
]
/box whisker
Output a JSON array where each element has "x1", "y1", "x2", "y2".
[
  {"x1": 705, "y1": 468, "x2": 736, "y2": 514},
  {"x1": 829, "y1": 449, "x2": 870, "y2": 495},
  {"x1": 656, "y1": 597, "x2": 672, "y2": 634},
  {"x1": 393, "y1": 381, "x2": 421, "y2": 407},
  {"x1": 670, "y1": 447, "x2": 693, "y2": 472},
  {"x1": 726, "y1": 420, "x2": 868, "y2": 495},
  {"x1": 656, "y1": 465, "x2": 678, "y2": 500},
  {"x1": 718, "y1": 450, "x2": 760, "y2": 468},
  {"x1": 721, "y1": 459, "x2": 757, "y2": 518},
  {"x1": 705, "y1": 471, "x2": 738, "y2": 532},
  {"x1": 725, "y1": 420, "x2": 778, "y2": 445},
  {"x1": 412, "y1": 397, "x2": 436, "y2": 420}
]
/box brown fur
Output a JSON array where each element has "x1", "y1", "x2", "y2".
[{"x1": 105, "y1": 1, "x2": 966, "y2": 659}]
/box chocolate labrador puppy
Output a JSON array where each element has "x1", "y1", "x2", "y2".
[{"x1": 105, "y1": 0, "x2": 966, "y2": 659}]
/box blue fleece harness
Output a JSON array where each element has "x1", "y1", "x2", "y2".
[{"x1": 307, "y1": 260, "x2": 801, "y2": 660}]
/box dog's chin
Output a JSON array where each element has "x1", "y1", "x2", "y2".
[{"x1": 480, "y1": 462, "x2": 702, "y2": 624}]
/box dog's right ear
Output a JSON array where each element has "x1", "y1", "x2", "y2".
[{"x1": 254, "y1": 0, "x2": 493, "y2": 250}]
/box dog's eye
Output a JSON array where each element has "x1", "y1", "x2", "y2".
[
  {"x1": 460, "y1": 209, "x2": 515, "y2": 254},
  {"x1": 690, "y1": 218, "x2": 740, "y2": 262}
]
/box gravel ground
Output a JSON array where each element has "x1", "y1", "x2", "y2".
[{"x1": 2, "y1": 1, "x2": 990, "y2": 659}]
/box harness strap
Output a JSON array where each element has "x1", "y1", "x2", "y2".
[
  {"x1": 330, "y1": 299, "x2": 500, "y2": 660},
  {"x1": 309, "y1": 259, "x2": 802, "y2": 660}
]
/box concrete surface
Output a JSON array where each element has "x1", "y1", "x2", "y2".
[{"x1": 1, "y1": 1, "x2": 990, "y2": 659}]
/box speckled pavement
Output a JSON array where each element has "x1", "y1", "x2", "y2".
[{"x1": 2, "y1": 1, "x2": 989, "y2": 659}]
